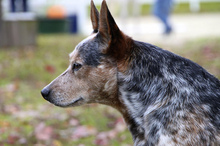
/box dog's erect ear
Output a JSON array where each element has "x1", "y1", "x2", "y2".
[
  {"x1": 99, "y1": 0, "x2": 128, "y2": 60},
  {"x1": 91, "y1": 0, "x2": 99, "y2": 33},
  {"x1": 99, "y1": 0, "x2": 120, "y2": 41}
]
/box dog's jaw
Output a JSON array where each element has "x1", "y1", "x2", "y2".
[{"x1": 53, "y1": 97, "x2": 85, "y2": 107}]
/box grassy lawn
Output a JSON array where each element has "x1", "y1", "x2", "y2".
[
  {"x1": 88, "y1": 2, "x2": 220, "y2": 16},
  {"x1": 0, "y1": 35, "x2": 219, "y2": 145},
  {"x1": 141, "y1": 2, "x2": 220, "y2": 15}
]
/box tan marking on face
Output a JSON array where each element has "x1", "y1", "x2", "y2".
[
  {"x1": 48, "y1": 59, "x2": 118, "y2": 107},
  {"x1": 43, "y1": 35, "x2": 123, "y2": 109}
]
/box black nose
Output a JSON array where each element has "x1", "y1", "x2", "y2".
[{"x1": 41, "y1": 87, "x2": 50, "y2": 99}]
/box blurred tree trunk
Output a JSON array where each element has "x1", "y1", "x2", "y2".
[
  {"x1": 0, "y1": 0, "x2": 2, "y2": 32},
  {"x1": 0, "y1": 0, "x2": 3, "y2": 47}
]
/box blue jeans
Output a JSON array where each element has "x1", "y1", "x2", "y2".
[{"x1": 153, "y1": 0, "x2": 173, "y2": 34}]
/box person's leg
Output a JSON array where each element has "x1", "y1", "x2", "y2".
[
  {"x1": 10, "y1": 0, "x2": 16, "y2": 12},
  {"x1": 160, "y1": 14, "x2": 172, "y2": 34},
  {"x1": 23, "y1": 0, "x2": 28, "y2": 12},
  {"x1": 163, "y1": 0, "x2": 173, "y2": 34},
  {"x1": 153, "y1": 0, "x2": 172, "y2": 34}
]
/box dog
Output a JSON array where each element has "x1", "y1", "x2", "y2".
[{"x1": 41, "y1": 0, "x2": 220, "y2": 145}]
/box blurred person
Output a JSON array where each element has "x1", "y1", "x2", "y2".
[
  {"x1": 10, "y1": 0, "x2": 28, "y2": 12},
  {"x1": 153, "y1": 0, "x2": 173, "y2": 35}
]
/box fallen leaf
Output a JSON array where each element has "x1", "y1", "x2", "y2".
[
  {"x1": 202, "y1": 45, "x2": 216, "y2": 60},
  {"x1": 4, "y1": 104, "x2": 20, "y2": 114},
  {"x1": 7, "y1": 134, "x2": 20, "y2": 144},
  {"x1": 45, "y1": 65, "x2": 56, "y2": 74},
  {"x1": 94, "y1": 131, "x2": 117, "y2": 146},
  {"x1": 35, "y1": 122, "x2": 54, "y2": 141},
  {"x1": 0, "y1": 121, "x2": 11, "y2": 128},
  {"x1": 94, "y1": 117, "x2": 126, "y2": 146},
  {"x1": 14, "y1": 110, "x2": 40, "y2": 119},
  {"x1": 5, "y1": 81, "x2": 19, "y2": 92},
  {"x1": 52, "y1": 140, "x2": 62, "y2": 146},
  {"x1": 69, "y1": 118, "x2": 79, "y2": 126},
  {"x1": 71, "y1": 126, "x2": 97, "y2": 140},
  {"x1": 18, "y1": 138, "x2": 27, "y2": 144},
  {"x1": 114, "y1": 117, "x2": 126, "y2": 132}
]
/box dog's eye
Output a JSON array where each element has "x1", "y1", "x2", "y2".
[{"x1": 72, "y1": 63, "x2": 82, "y2": 72}]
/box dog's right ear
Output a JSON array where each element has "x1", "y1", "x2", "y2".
[
  {"x1": 98, "y1": 0, "x2": 129, "y2": 61},
  {"x1": 91, "y1": 0, "x2": 99, "y2": 33}
]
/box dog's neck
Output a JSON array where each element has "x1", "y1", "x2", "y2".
[
  {"x1": 111, "y1": 40, "x2": 164, "y2": 144},
  {"x1": 117, "y1": 71, "x2": 147, "y2": 143},
  {"x1": 100, "y1": 80, "x2": 146, "y2": 144},
  {"x1": 112, "y1": 40, "x2": 149, "y2": 143}
]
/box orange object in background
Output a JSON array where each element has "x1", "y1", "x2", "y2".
[{"x1": 47, "y1": 6, "x2": 66, "y2": 19}]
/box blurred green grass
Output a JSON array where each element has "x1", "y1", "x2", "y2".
[
  {"x1": 88, "y1": 2, "x2": 220, "y2": 16},
  {"x1": 0, "y1": 35, "x2": 219, "y2": 145},
  {"x1": 141, "y1": 2, "x2": 220, "y2": 15}
]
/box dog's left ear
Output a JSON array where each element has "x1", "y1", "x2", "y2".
[
  {"x1": 98, "y1": 0, "x2": 128, "y2": 61},
  {"x1": 91, "y1": 0, "x2": 99, "y2": 33}
]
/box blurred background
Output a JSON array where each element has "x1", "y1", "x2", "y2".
[{"x1": 0, "y1": 0, "x2": 219, "y2": 145}]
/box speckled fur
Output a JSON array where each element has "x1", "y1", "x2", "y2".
[{"x1": 41, "y1": 1, "x2": 220, "y2": 145}]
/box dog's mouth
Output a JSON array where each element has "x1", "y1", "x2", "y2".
[
  {"x1": 53, "y1": 97, "x2": 84, "y2": 107},
  {"x1": 69, "y1": 97, "x2": 84, "y2": 107}
]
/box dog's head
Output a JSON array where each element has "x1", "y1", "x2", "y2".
[{"x1": 41, "y1": 0, "x2": 132, "y2": 108}]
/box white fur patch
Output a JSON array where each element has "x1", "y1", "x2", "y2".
[
  {"x1": 76, "y1": 33, "x2": 97, "y2": 50},
  {"x1": 69, "y1": 33, "x2": 97, "y2": 59},
  {"x1": 158, "y1": 133, "x2": 175, "y2": 146}
]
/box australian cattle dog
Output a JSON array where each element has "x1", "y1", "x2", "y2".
[{"x1": 41, "y1": 0, "x2": 220, "y2": 145}]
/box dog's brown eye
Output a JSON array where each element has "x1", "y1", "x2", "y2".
[{"x1": 72, "y1": 63, "x2": 82, "y2": 72}]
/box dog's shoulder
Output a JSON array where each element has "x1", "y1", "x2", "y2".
[
  {"x1": 120, "y1": 40, "x2": 220, "y2": 145},
  {"x1": 131, "y1": 40, "x2": 220, "y2": 88}
]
